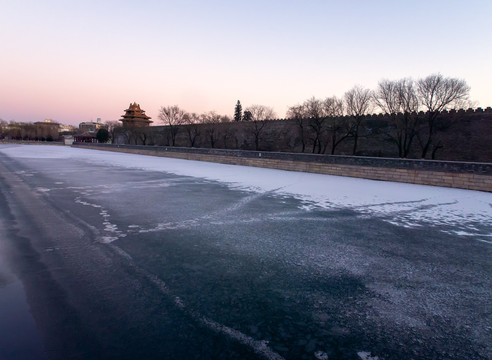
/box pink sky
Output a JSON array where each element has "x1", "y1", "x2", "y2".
[{"x1": 2, "y1": 0, "x2": 491, "y2": 126}]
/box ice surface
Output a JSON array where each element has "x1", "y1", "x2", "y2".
[
  {"x1": 358, "y1": 351, "x2": 380, "y2": 360},
  {"x1": 1, "y1": 145, "x2": 491, "y2": 239},
  {"x1": 2, "y1": 144, "x2": 490, "y2": 359}
]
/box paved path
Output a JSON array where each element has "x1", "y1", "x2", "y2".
[{"x1": 0, "y1": 145, "x2": 490, "y2": 360}]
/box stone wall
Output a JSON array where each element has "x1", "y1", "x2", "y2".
[
  {"x1": 72, "y1": 143, "x2": 492, "y2": 193},
  {"x1": 114, "y1": 107, "x2": 492, "y2": 163}
]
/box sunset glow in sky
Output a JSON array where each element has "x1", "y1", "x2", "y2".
[{"x1": 2, "y1": 0, "x2": 491, "y2": 126}]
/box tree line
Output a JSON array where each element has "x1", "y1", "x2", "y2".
[
  {"x1": 0, "y1": 120, "x2": 60, "y2": 141},
  {"x1": 143, "y1": 74, "x2": 471, "y2": 158},
  {"x1": 2, "y1": 73, "x2": 471, "y2": 159},
  {"x1": 286, "y1": 73, "x2": 471, "y2": 158}
]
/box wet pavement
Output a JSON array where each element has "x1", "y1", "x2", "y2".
[{"x1": 0, "y1": 145, "x2": 490, "y2": 360}]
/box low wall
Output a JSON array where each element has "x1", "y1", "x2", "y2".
[
  {"x1": 72, "y1": 143, "x2": 492, "y2": 193},
  {"x1": 0, "y1": 140, "x2": 64, "y2": 145}
]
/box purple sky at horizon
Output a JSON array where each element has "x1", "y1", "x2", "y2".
[{"x1": 2, "y1": 0, "x2": 491, "y2": 126}]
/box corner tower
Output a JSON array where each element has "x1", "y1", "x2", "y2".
[{"x1": 119, "y1": 102, "x2": 152, "y2": 128}]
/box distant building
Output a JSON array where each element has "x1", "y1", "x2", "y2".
[
  {"x1": 75, "y1": 119, "x2": 108, "y2": 143},
  {"x1": 36, "y1": 119, "x2": 57, "y2": 124},
  {"x1": 119, "y1": 102, "x2": 152, "y2": 128},
  {"x1": 58, "y1": 124, "x2": 76, "y2": 134},
  {"x1": 34, "y1": 119, "x2": 59, "y2": 129},
  {"x1": 78, "y1": 120, "x2": 106, "y2": 133}
]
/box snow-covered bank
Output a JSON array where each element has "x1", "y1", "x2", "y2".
[{"x1": 1, "y1": 145, "x2": 491, "y2": 241}]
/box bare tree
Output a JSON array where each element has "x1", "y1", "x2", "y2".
[
  {"x1": 123, "y1": 126, "x2": 148, "y2": 145},
  {"x1": 375, "y1": 78, "x2": 419, "y2": 157},
  {"x1": 244, "y1": 104, "x2": 276, "y2": 150},
  {"x1": 139, "y1": 128, "x2": 150, "y2": 145},
  {"x1": 158, "y1": 105, "x2": 187, "y2": 146},
  {"x1": 416, "y1": 74, "x2": 471, "y2": 158},
  {"x1": 323, "y1": 96, "x2": 349, "y2": 154},
  {"x1": 126, "y1": 129, "x2": 139, "y2": 145},
  {"x1": 0, "y1": 119, "x2": 7, "y2": 138},
  {"x1": 286, "y1": 104, "x2": 307, "y2": 152},
  {"x1": 288, "y1": 96, "x2": 347, "y2": 154},
  {"x1": 22, "y1": 123, "x2": 36, "y2": 140},
  {"x1": 344, "y1": 86, "x2": 373, "y2": 155},
  {"x1": 200, "y1": 111, "x2": 220, "y2": 148},
  {"x1": 302, "y1": 97, "x2": 327, "y2": 153},
  {"x1": 6, "y1": 121, "x2": 22, "y2": 139},
  {"x1": 374, "y1": 80, "x2": 400, "y2": 115},
  {"x1": 183, "y1": 112, "x2": 201, "y2": 147},
  {"x1": 104, "y1": 120, "x2": 122, "y2": 144},
  {"x1": 222, "y1": 126, "x2": 235, "y2": 149},
  {"x1": 247, "y1": 104, "x2": 276, "y2": 121},
  {"x1": 220, "y1": 115, "x2": 232, "y2": 123}
]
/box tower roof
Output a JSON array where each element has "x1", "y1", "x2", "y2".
[{"x1": 120, "y1": 102, "x2": 152, "y2": 127}]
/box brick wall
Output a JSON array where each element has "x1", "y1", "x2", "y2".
[
  {"x1": 72, "y1": 143, "x2": 492, "y2": 193},
  {"x1": 114, "y1": 107, "x2": 492, "y2": 162}
]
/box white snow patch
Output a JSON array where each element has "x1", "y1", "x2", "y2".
[
  {"x1": 358, "y1": 351, "x2": 380, "y2": 360},
  {"x1": 450, "y1": 230, "x2": 477, "y2": 236},
  {"x1": 314, "y1": 351, "x2": 329, "y2": 360},
  {"x1": 1, "y1": 145, "x2": 73, "y2": 159},
  {"x1": 478, "y1": 239, "x2": 492, "y2": 244},
  {"x1": 75, "y1": 198, "x2": 101, "y2": 208},
  {"x1": 73, "y1": 196, "x2": 124, "y2": 243},
  {"x1": 2, "y1": 145, "x2": 491, "y2": 239},
  {"x1": 35, "y1": 187, "x2": 51, "y2": 193},
  {"x1": 100, "y1": 236, "x2": 119, "y2": 244}
]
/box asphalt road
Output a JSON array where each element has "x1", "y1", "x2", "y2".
[{"x1": 0, "y1": 145, "x2": 490, "y2": 360}]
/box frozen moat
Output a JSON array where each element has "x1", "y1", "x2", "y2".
[{"x1": 0, "y1": 144, "x2": 490, "y2": 360}]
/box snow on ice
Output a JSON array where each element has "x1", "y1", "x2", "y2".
[{"x1": 1, "y1": 145, "x2": 491, "y2": 241}]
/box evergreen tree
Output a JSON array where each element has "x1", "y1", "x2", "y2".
[
  {"x1": 242, "y1": 110, "x2": 252, "y2": 122},
  {"x1": 96, "y1": 128, "x2": 110, "y2": 143},
  {"x1": 234, "y1": 100, "x2": 242, "y2": 122}
]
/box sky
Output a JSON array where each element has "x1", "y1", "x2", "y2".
[{"x1": 1, "y1": 0, "x2": 491, "y2": 126}]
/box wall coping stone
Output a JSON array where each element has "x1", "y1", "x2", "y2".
[{"x1": 73, "y1": 143, "x2": 492, "y2": 175}]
